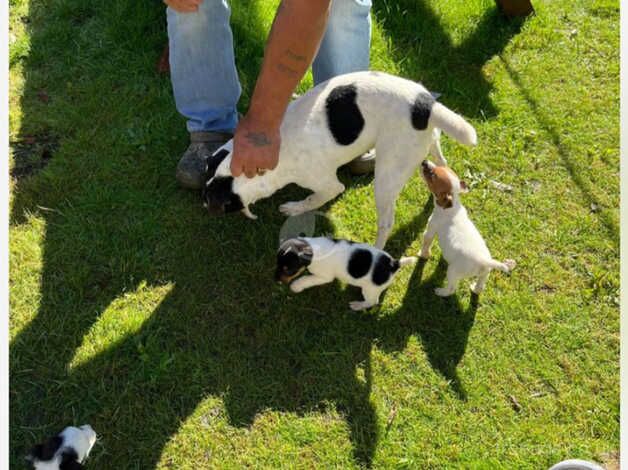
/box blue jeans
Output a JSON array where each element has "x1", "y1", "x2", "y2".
[{"x1": 167, "y1": 0, "x2": 372, "y2": 133}]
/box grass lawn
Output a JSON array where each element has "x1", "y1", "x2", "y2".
[{"x1": 8, "y1": 0, "x2": 619, "y2": 468}]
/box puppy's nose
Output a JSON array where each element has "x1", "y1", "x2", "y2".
[{"x1": 421, "y1": 160, "x2": 429, "y2": 169}]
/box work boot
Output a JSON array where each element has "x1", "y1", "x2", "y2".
[{"x1": 176, "y1": 131, "x2": 232, "y2": 189}]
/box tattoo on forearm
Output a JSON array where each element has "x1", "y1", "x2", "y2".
[
  {"x1": 276, "y1": 62, "x2": 299, "y2": 77},
  {"x1": 246, "y1": 132, "x2": 272, "y2": 147},
  {"x1": 284, "y1": 49, "x2": 306, "y2": 62}
]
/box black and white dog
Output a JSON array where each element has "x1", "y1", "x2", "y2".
[
  {"x1": 276, "y1": 237, "x2": 416, "y2": 310},
  {"x1": 203, "y1": 71, "x2": 476, "y2": 249},
  {"x1": 27, "y1": 425, "x2": 97, "y2": 470}
]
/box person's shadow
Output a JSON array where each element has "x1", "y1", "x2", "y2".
[
  {"x1": 10, "y1": 0, "x2": 518, "y2": 467},
  {"x1": 372, "y1": 0, "x2": 526, "y2": 118}
]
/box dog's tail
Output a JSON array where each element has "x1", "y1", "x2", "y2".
[
  {"x1": 484, "y1": 258, "x2": 516, "y2": 273},
  {"x1": 399, "y1": 256, "x2": 418, "y2": 267},
  {"x1": 430, "y1": 102, "x2": 478, "y2": 147}
]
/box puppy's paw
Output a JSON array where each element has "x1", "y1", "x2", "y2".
[
  {"x1": 419, "y1": 249, "x2": 431, "y2": 259},
  {"x1": 279, "y1": 201, "x2": 307, "y2": 217},
  {"x1": 349, "y1": 301, "x2": 373, "y2": 311},
  {"x1": 290, "y1": 282, "x2": 304, "y2": 293},
  {"x1": 470, "y1": 282, "x2": 484, "y2": 295},
  {"x1": 435, "y1": 287, "x2": 454, "y2": 297},
  {"x1": 503, "y1": 259, "x2": 517, "y2": 272}
]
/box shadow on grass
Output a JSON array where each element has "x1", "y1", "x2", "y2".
[
  {"x1": 372, "y1": 0, "x2": 526, "y2": 118},
  {"x1": 498, "y1": 55, "x2": 619, "y2": 243},
  {"x1": 379, "y1": 257, "x2": 479, "y2": 401},
  {"x1": 10, "y1": 1, "x2": 491, "y2": 467}
]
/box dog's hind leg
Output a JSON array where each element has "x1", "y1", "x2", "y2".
[
  {"x1": 435, "y1": 267, "x2": 461, "y2": 297},
  {"x1": 349, "y1": 286, "x2": 384, "y2": 311},
  {"x1": 470, "y1": 268, "x2": 490, "y2": 294},
  {"x1": 279, "y1": 178, "x2": 345, "y2": 217},
  {"x1": 373, "y1": 146, "x2": 420, "y2": 249},
  {"x1": 429, "y1": 128, "x2": 447, "y2": 166}
]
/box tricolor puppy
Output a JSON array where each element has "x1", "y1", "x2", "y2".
[
  {"x1": 419, "y1": 160, "x2": 516, "y2": 296},
  {"x1": 203, "y1": 71, "x2": 475, "y2": 249},
  {"x1": 27, "y1": 425, "x2": 97, "y2": 470},
  {"x1": 275, "y1": 237, "x2": 417, "y2": 311}
]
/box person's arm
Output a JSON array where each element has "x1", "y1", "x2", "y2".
[
  {"x1": 164, "y1": 0, "x2": 202, "y2": 13},
  {"x1": 230, "y1": 0, "x2": 332, "y2": 178}
]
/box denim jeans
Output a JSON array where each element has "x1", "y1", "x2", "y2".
[{"x1": 167, "y1": 0, "x2": 372, "y2": 133}]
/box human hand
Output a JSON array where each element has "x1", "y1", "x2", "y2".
[
  {"x1": 164, "y1": 0, "x2": 202, "y2": 13},
  {"x1": 230, "y1": 115, "x2": 281, "y2": 178}
]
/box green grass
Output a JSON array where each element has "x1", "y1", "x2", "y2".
[{"x1": 9, "y1": 0, "x2": 619, "y2": 468}]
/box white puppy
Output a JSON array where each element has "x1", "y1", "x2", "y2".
[
  {"x1": 203, "y1": 71, "x2": 475, "y2": 249},
  {"x1": 275, "y1": 237, "x2": 417, "y2": 310},
  {"x1": 419, "y1": 160, "x2": 516, "y2": 296},
  {"x1": 27, "y1": 425, "x2": 97, "y2": 470}
]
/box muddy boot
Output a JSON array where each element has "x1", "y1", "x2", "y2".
[{"x1": 176, "y1": 131, "x2": 232, "y2": 189}]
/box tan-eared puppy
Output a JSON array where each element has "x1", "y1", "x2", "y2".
[{"x1": 419, "y1": 160, "x2": 515, "y2": 296}]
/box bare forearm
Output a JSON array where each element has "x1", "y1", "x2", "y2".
[
  {"x1": 247, "y1": 0, "x2": 331, "y2": 126},
  {"x1": 231, "y1": 0, "x2": 330, "y2": 178}
]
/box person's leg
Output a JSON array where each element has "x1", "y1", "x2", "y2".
[
  {"x1": 167, "y1": 0, "x2": 240, "y2": 188},
  {"x1": 313, "y1": 0, "x2": 374, "y2": 175},
  {"x1": 312, "y1": 0, "x2": 372, "y2": 85},
  {"x1": 167, "y1": 0, "x2": 240, "y2": 133}
]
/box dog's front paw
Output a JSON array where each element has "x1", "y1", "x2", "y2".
[
  {"x1": 290, "y1": 282, "x2": 304, "y2": 293},
  {"x1": 349, "y1": 301, "x2": 373, "y2": 311},
  {"x1": 434, "y1": 287, "x2": 454, "y2": 297},
  {"x1": 419, "y1": 249, "x2": 431, "y2": 259},
  {"x1": 470, "y1": 281, "x2": 484, "y2": 295},
  {"x1": 279, "y1": 201, "x2": 307, "y2": 217}
]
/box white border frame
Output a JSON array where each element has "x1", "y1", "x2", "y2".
[{"x1": 1, "y1": 0, "x2": 10, "y2": 466}]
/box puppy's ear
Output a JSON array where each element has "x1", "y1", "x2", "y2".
[
  {"x1": 28, "y1": 435, "x2": 62, "y2": 461},
  {"x1": 59, "y1": 450, "x2": 84, "y2": 470},
  {"x1": 205, "y1": 148, "x2": 230, "y2": 179},
  {"x1": 298, "y1": 244, "x2": 313, "y2": 264},
  {"x1": 459, "y1": 180, "x2": 469, "y2": 193},
  {"x1": 436, "y1": 192, "x2": 453, "y2": 209}
]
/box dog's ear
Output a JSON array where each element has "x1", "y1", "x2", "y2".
[
  {"x1": 436, "y1": 192, "x2": 453, "y2": 209},
  {"x1": 205, "y1": 148, "x2": 230, "y2": 179},
  {"x1": 459, "y1": 180, "x2": 469, "y2": 193},
  {"x1": 59, "y1": 450, "x2": 83, "y2": 470},
  {"x1": 298, "y1": 243, "x2": 313, "y2": 263},
  {"x1": 28, "y1": 435, "x2": 62, "y2": 462}
]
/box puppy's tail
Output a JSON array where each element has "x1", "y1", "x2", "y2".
[
  {"x1": 484, "y1": 258, "x2": 516, "y2": 273},
  {"x1": 430, "y1": 102, "x2": 478, "y2": 147},
  {"x1": 398, "y1": 256, "x2": 418, "y2": 267}
]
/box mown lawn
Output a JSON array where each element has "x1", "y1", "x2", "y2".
[{"x1": 9, "y1": 0, "x2": 619, "y2": 468}]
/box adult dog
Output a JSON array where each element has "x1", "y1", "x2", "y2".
[{"x1": 203, "y1": 71, "x2": 476, "y2": 249}]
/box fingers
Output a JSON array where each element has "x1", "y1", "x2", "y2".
[
  {"x1": 230, "y1": 159, "x2": 243, "y2": 177},
  {"x1": 243, "y1": 164, "x2": 257, "y2": 179}
]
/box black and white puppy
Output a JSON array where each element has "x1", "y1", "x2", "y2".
[
  {"x1": 203, "y1": 71, "x2": 476, "y2": 249},
  {"x1": 27, "y1": 425, "x2": 97, "y2": 470},
  {"x1": 276, "y1": 237, "x2": 416, "y2": 311}
]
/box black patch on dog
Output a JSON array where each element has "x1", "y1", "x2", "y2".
[
  {"x1": 325, "y1": 84, "x2": 365, "y2": 145},
  {"x1": 372, "y1": 254, "x2": 400, "y2": 286},
  {"x1": 410, "y1": 92, "x2": 435, "y2": 130},
  {"x1": 29, "y1": 435, "x2": 63, "y2": 462},
  {"x1": 202, "y1": 176, "x2": 243, "y2": 215},
  {"x1": 347, "y1": 249, "x2": 373, "y2": 279},
  {"x1": 205, "y1": 148, "x2": 230, "y2": 180},
  {"x1": 59, "y1": 449, "x2": 83, "y2": 470}
]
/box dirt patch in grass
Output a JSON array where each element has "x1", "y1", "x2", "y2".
[{"x1": 9, "y1": 132, "x2": 58, "y2": 179}]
